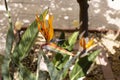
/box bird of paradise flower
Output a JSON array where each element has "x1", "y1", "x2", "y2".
[
  {"x1": 79, "y1": 37, "x2": 94, "y2": 50},
  {"x1": 36, "y1": 13, "x2": 74, "y2": 56},
  {"x1": 79, "y1": 36, "x2": 97, "y2": 57},
  {"x1": 36, "y1": 13, "x2": 54, "y2": 42}
]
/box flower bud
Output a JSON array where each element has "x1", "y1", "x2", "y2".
[{"x1": 15, "y1": 21, "x2": 23, "y2": 30}]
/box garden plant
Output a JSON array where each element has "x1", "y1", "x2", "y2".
[{"x1": 2, "y1": 5, "x2": 100, "y2": 80}]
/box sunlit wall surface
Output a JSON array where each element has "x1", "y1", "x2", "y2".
[{"x1": 0, "y1": 0, "x2": 120, "y2": 54}]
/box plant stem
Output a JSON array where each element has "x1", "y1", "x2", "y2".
[{"x1": 4, "y1": 0, "x2": 13, "y2": 29}]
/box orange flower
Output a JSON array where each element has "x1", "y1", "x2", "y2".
[
  {"x1": 79, "y1": 37, "x2": 94, "y2": 49},
  {"x1": 36, "y1": 14, "x2": 54, "y2": 42}
]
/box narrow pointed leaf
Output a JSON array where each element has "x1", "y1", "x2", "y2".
[
  {"x1": 5, "y1": 26, "x2": 14, "y2": 55},
  {"x1": 2, "y1": 21, "x2": 14, "y2": 80}
]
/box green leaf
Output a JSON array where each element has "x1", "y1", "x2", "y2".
[
  {"x1": 19, "y1": 63, "x2": 36, "y2": 80},
  {"x1": 63, "y1": 32, "x2": 79, "y2": 51},
  {"x1": 2, "y1": 18, "x2": 14, "y2": 80},
  {"x1": 57, "y1": 55, "x2": 69, "y2": 70},
  {"x1": 5, "y1": 24, "x2": 14, "y2": 55},
  {"x1": 69, "y1": 50, "x2": 100, "y2": 80},
  {"x1": 58, "y1": 50, "x2": 83, "y2": 80},
  {"x1": 12, "y1": 9, "x2": 49, "y2": 64},
  {"x1": 2, "y1": 57, "x2": 12, "y2": 80},
  {"x1": 58, "y1": 55, "x2": 70, "y2": 79},
  {"x1": 52, "y1": 53, "x2": 63, "y2": 66},
  {"x1": 2, "y1": 4, "x2": 14, "y2": 79},
  {"x1": 5, "y1": 1, "x2": 14, "y2": 55},
  {"x1": 42, "y1": 51, "x2": 60, "y2": 80},
  {"x1": 12, "y1": 20, "x2": 38, "y2": 64}
]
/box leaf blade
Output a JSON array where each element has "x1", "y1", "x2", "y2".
[
  {"x1": 63, "y1": 32, "x2": 79, "y2": 51},
  {"x1": 69, "y1": 50, "x2": 100, "y2": 80},
  {"x1": 12, "y1": 9, "x2": 49, "y2": 64}
]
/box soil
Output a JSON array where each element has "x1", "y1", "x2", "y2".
[
  {"x1": 108, "y1": 47, "x2": 120, "y2": 80},
  {"x1": 83, "y1": 65, "x2": 105, "y2": 80}
]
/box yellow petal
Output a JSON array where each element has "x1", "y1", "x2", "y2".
[
  {"x1": 86, "y1": 37, "x2": 94, "y2": 49},
  {"x1": 79, "y1": 37, "x2": 86, "y2": 49}
]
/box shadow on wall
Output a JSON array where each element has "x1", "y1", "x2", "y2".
[{"x1": 88, "y1": 0, "x2": 120, "y2": 30}]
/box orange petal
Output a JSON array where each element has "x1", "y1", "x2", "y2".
[
  {"x1": 37, "y1": 23, "x2": 41, "y2": 32},
  {"x1": 79, "y1": 37, "x2": 86, "y2": 49},
  {"x1": 43, "y1": 20, "x2": 49, "y2": 41},
  {"x1": 35, "y1": 14, "x2": 54, "y2": 42},
  {"x1": 47, "y1": 14, "x2": 54, "y2": 42},
  {"x1": 36, "y1": 15, "x2": 43, "y2": 33},
  {"x1": 86, "y1": 37, "x2": 94, "y2": 49}
]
